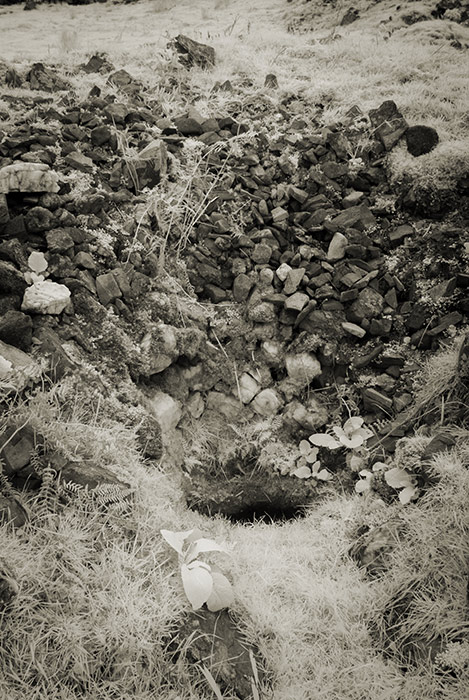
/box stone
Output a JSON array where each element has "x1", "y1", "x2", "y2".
[
  {"x1": 0, "y1": 560, "x2": 19, "y2": 611},
  {"x1": 46, "y1": 228, "x2": 74, "y2": 253},
  {"x1": 406, "y1": 125, "x2": 439, "y2": 156},
  {"x1": 0, "y1": 261, "x2": 27, "y2": 297},
  {"x1": 0, "y1": 162, "x2": 59, "y2": 193},
  {"x1": 349, "y1": 287, "x2": 384, "y2": 321},
  {"x1": 389, "y1": 224, "x2": 413, "y2": 245},
  {"x1": 284, "y1": 292, "x2": 309, "y2": 312},
  {"x1": 349, "y1": 519, "x2": 403, "y2": 577},
  {"x1": 74, "y1": 251, "x2": 96, "y2": 270},
  {"x1": 96, "y1": 272, "x2": 122, "y2": 306},
  {"x1": 27, "y1": 62, "x2": 69, "y2": 91},
  {"x1": 233, "y1": 274, "x2": 253, "y2": 302},
  {"x1": 342, "y1": 321, "x2": 366, "y2": 338},
  {"x1": 187, "y1": 392, "x2": 205, "y2": 419},
  {"x1": 91, "y1": 125, "x2": 112, "y2": 146},
  {"x1": 322, "y1": 161, "x2": 348, "y2": 179},
  {"x1": 24, "y1": 206, "x2": 53, "y2": 233},
  {"x1": 271, "y1": 206, "x2": 288, "y2": 223},
  {"x1": 251, "y1": 388, "x2": 282, "y2": 416},
  {"x1": 264, "y1": 73, "x2": 278, "y2": 88},
  {"x1": 0, "y1": 495, "x2": 28, "y2": 528},
  {"x1": 261, "y1": 340, "x2": 284, "y2": 366},
  {"x1": 171, "y1": 34, "x2": 216, "y2": 68},
  {"x1": 0, "y1": 311, "x2": 33, "y2": 351},
  {"x1": 327, "y1": 232, "x2": 348, "y2": 261},
  {"x1": 340, "y1": 7, "x2": 360, "y2": 24},
  {"x1": 330, "y1": 204, "x2": 376, "y2": 230},
  {"x1": 64, "y1": 152, "x2": 94, "y2": 173},
  {"x1": 147, "y1": 391, "x2": 182, "y2": 435},
  {"x1": 58, "y1": 460, "x2": 130, "y2": 491},
  {"x1": 82, "y1": 53, "x2": 115, "y2": 74},
  {"x1": 368, "y1": 100, "x2": 408, "y2": 151},
  {"x1": 206, "y1": 391, "x2": 245, "y2": 420},
  {"x1": 0, "y1": 194, "x2": 9, "y2": 224},
  {"x1": 5, "y1": 67, "x2": 22, "y2": 88},
  {"x1": 21, "y1": 280, "x2": 71, "y2": 315},
  {"x1": 0, "y1": 424, "x2": 37, "y2": 476},
  {"x1": 276, "y1": 262, "x2": 292, "y2": 282},
  {"x1": 285, "y1": 352, "x2": 322, "y2": 386},
  {"x1": 283, "y1": 397, "x2": 329, "y2": 432},
  {"x1": 104, "y1": 103, "x2": 129, "y2": 124},
  {"x1": 247, "y1": 302, "x2": 277, "y2": 323},
  {"x1": 251, "y1": 243, "x2": 272, "y2": 264},
  {"x1": 173, "y1": 116, "x2": 204, "y2": 136},
  {"x1": 362, "y1": 388, "x2": 393, "y2": 413},
  {"x1": 235, "y1": 372, "x2": 260, "y2": 404},
  {"x1": 177, "y1": 609, "x2": 261, "y2": 699},
  {"x1": 140, "y1": 323, "x2": 179, "y2": 375},
  {"x1": 284, "y1": 268, "x2": 305, "y2": 295}
]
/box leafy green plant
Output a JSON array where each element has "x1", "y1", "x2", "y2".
[
  {"x1": 383, "y1": 466, "x2": 419, "y2": 504},
  {"x1": 291, "y1": 441, "x2": 332, "y2": 481},
  {"x1": 160, "y1": 528, "x2": 234, "y2": 611},
  {"x1": 310, "y1": 416, "x2": 373, "y2": 451}
]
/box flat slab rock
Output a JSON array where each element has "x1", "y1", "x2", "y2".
[{"x1": 0, "y1": 162, "x2": 59, "y2": 194}]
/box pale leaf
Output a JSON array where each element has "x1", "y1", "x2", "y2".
[
  {"x1": 299, "y1": 439, "x2": 311, "y2": 455},
  {"x1": 343, "y1": 416, "x2": 364, "y2": 432},
  {"x1": 28, "y1": 251, "x2": 48, "y2": 274},
  {"x1": 291, "y1": 465, "x2": 312, "y2": 479},
  {"x1": 186, "y1": 538, "x2": 228, "y2": 562},
  {"x1": 355, "y1": 427, "x2": 373, "y2": 441},
  {"x1": 206, "y1": 571, "x2": 234, "y2": 611},
  {"x1": 372, "y1": 461, "x2": 387, "y2": 472},
  {"x1": 181, "y1": 562, "x2": 213, "y2": 609},
  {"x1": 385, "y1": 467, "x2": 413, "y2": 489},
  {"x1": 339, "y1": 434, "x2": 364, "y2": 449},
  {"x1": 316, "y1": 469, "x2": 332, "y2": 481},
  {"x1": 350, "y1": 453, "x2": 366, "y2": 472},
  {"x1": 355, "y1": 479, "x2": 370, "y2": 494},
  {"x1": 160, "y1": 529, "x2": 193, "y2": 555},
  {"x1": 399, "y1": 486, "x2": 417, "y2": 505},
  {"x1": 305, "y1": 449, "x2": 319, "y2": 464},
  {"x1": 309, "y1": 433, "x2": 340, "y2": 449}
]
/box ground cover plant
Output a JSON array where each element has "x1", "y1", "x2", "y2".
[{"x1": 1, "y1": 0, "x2": 469, "y2": 697}]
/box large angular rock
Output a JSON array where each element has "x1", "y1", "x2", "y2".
[
  {"x1": 0, "y1": 423, "x2": 38, "y2": 476},
  {"x1": 0, "y1": 310, "x2": 33, "y2": 351},
  {"x1": 21, "y1": 280, "x2": 71, "y2": 315},
  {"x1": 27, "y1": 62, "x2": 69, "y2": 91},
  {"x1": 0, "y1": 162, "x2": 59, "y2": 193},
  {"x1": 140, "y1": 324, "x2": 179, "y2": 375},
  {"x1": 146, "y1": 391, "x2": 182, "y2": 434},
  {"x1": 368, "y1": 100, "x2": 408, "y2": 151},
  {"x1": 171, "y1": 34, "x2": 216, "y2": 68},
  {"x1": 0, "y1": 261, "x2": 27, "y2": 297},
  {"x1": 235, "y1": 372, "x2": 260, "y2": 404}
]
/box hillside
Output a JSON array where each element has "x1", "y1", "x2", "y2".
[{"x1": 1, "y1": 1, "x2": 469, "y2": 699}]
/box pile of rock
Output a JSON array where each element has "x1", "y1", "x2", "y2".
[{"x1": 0, "y1": 57, "x2": 467, "y2": 519}]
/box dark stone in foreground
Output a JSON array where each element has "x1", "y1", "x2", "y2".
[{"x1": 176, "y1": 609, "x2": 263, "y2": 699}]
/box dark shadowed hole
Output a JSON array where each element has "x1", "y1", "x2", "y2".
[{"x1": 222, "y1": 503, "x2": 308, "y2": 524}]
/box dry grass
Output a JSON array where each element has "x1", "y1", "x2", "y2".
[{"x1": 2, "y1": 378, "x2": 469, "y2": 699}]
